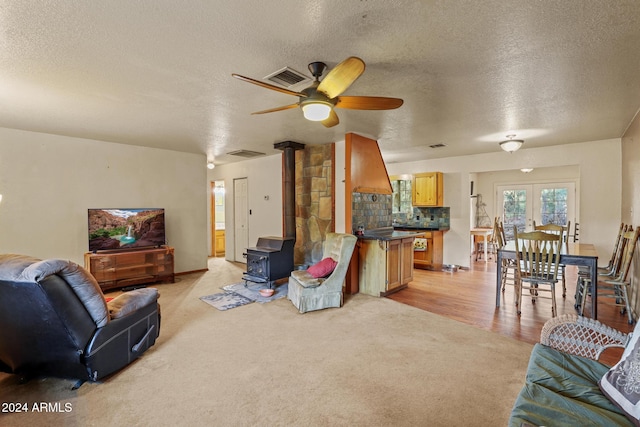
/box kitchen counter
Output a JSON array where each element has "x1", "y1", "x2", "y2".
[
  {"x1": 393, "y1": 224, "x2": 450, "y2": 231},
  {"x1": 358, "y1": 227, "x2": 425, "y2": 241},
  {"x1": 358, "y1": 228, "x2": 417, "y2": 297}
]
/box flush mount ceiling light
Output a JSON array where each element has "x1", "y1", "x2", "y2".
[
  {"x1": 499, "y1": 134, "x2": 524, "y2": 153},
  {"x1": 207, "y1": 161, "x2": 215, "y2": 169},
  {"x1": 520, "y1": 168, "x2": 533, "y2": 173}
]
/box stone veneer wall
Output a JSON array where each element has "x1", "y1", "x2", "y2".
[{"x1": 295, "y1": 144, "x2": 334, "y2": 267}]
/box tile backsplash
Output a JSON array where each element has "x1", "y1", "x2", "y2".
[
  {"x1": 352, "y1": 192, "x2": 392, "y2": 232},
  {"x1": 393, "y1": 206, "x2": 450, "y2": 228},
  {"x1": 352, "y1": 192, "x2": 450, "y2": 232}
]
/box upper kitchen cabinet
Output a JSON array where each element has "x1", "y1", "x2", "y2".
[{"x1": 413, "y1": 172, "x2": 443, "y2": 207}]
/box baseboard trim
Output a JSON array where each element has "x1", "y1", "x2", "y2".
[{"x1": 175, "y1": 268, "x2": 209, "y2": 276}]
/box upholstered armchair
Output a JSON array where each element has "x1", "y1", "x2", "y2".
[
  {"x1": 288, "y1": 233, "x2": 357, "y2": 313},
  {"x1": 0, "y1": 254, "x2": 160, "y2": 385}
]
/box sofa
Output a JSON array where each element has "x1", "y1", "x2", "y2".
[
  {"x1": 0, "y1": 254, "x2": 160, "y2": 385},
  {"x1": 287, "y1": 232, "x2": 357, "y2": 313},
  {"x1": 510, "y1": 314, "x2": 639, "y2": 426}
]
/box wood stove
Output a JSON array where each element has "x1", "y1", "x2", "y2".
[{"x1": 243, "y1": 236, "x2": 294, "y2": 287}]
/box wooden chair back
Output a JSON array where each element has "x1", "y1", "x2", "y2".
[
  {"x1": 605, "y1": 223, "x2": 629, "y2": 272},
  {"x1": 492, "y1": 217, "x2": 504, "y2": 249},
  {"x1": 533, "y1": 221, "x2": 568, "y2": 243},
  {"x1": 514, "y1": 228, "x2": 562, "y2": 283},
  {"x1": 498, "y1": 219, "x2": 507, "y2": 245},
  {"x1": 613, "y1": 227, "x2": 640, "y2": 284}
]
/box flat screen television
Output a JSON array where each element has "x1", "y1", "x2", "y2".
[{"x1": 88, "y1": 208, "x2": 166, "y2": 252}]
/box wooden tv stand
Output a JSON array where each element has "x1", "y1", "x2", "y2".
[{"x1": 84, "y1": 246, "x2": 175, "y2": 292}]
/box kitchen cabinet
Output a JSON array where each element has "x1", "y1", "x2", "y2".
[
  {"x1": 358, "y1": 236, "x2": 415, "y2": 297},
  {"x1": 413, "y1": 172, "x2": 443, "y2": 207},
  {"x1": 395, "y1": 229, "x2": 445, "y2": 270}
]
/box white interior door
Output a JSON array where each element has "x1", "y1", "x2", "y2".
[
  {"x1": 497, "y1": 182, "x2": 576, "y2": 239},
  {"x1": 234, "y1": 178, "x2": 249, "y2": 263}
]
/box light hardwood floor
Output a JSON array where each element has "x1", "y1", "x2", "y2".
[{"x1": 387, "y1": 257, "x2": 635, "y2": 365}]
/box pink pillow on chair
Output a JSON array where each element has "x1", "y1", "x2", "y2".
[{"x1": 307, "y1": 257, "x2": 338, "y2": 278}]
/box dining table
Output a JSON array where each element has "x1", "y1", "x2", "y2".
[{"x1": 496, "y1": 240, "x2": 599, "y2": 319}]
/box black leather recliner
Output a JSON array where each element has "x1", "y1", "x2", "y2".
[{"x1": 0, "y1": 254, "x2": 160, "y2": 383}]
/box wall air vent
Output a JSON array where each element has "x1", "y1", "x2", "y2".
[
  {"x1": 265, "y1": 67, "x2": 311, "y2": 88},
  {"x1": 429, "y1": 143, "x2": 447, "y2": 148},
  {"x1": 227, "y1": 149, "x2": 266, "y2": 158}
]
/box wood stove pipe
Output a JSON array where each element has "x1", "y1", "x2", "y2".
[{"x1": 274, "y1": 141, "x2": 305, "y2": 241}]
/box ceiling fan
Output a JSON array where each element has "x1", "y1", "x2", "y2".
[{"x1": 232, "y1": 57, "x2": 403, "y2": 128}]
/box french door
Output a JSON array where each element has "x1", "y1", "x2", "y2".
[{"x1": 497, "y1": 182, "x2": 575, "y2": 239}]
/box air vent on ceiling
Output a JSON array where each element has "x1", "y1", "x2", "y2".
[
  {"x1": 265, "y1": 67, "x2": 311, "y2": 88},
  {"x1": 429, "y1": 143, "x2": 447, "y2": 148},
  {"x1": 227, "y1": 149, "x2": 266, "y2": 158}
]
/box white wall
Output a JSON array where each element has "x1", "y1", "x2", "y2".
[
  {"x1": 208, "y1": 154, "x2": 283, "y2": 262},
  {"x1": 386, "y1": 139, "x2": 622, "y2": 267},
  {"x1": 0, "y1": 127, "x2": 208, "y2": 273}
]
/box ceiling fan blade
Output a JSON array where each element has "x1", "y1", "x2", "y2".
[
  {"x1": 335, "y1": 96, "x2": 404, "y2": 110},
  {"x1": 251, "y1": 103, "x2": 300, "y2": 115},
  {"x1": 317, "y1": 57, "x2": 365, "y2": 99},
  {"x1": 321, "y1": 109, "x2": 339, "y2": 128},
  {"x1": 232, "y1": 74, "x2": 308, "y2": 98}
]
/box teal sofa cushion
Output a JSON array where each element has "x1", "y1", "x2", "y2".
[{"x1": 509, "y1": 343, "x2": 632, "y2": 427}]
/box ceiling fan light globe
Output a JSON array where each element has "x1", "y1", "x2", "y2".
[{"x1": 302, "y1": 103, "x2": 332, "y2": 121}]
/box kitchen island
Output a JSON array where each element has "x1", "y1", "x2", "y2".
[{"x1": 357, "y1": 228, "x2": 424, "y2": 297}]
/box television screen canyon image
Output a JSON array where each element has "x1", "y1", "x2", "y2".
[{"x1": 88, "y1": 208, "x2": 166, "y2": 252}]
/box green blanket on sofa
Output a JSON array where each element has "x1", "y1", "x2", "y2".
[{"x1": 509, "y1": 343, "x2": 632, "y2": 427}]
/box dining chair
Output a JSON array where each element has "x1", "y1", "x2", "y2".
[
  {"x1": 513, "y1": 227, "x2": 563, "y2": 317},
  {"x1": 563, "y1": 221, "x2": 571, "y2": 244},
  {"x1": 599, "y1": 223, "x2": 628, "y2": 274},
  {"x1": 533, "y1": 221, "x2": 570, "y2": 242},
  {"x1": 474, "y1": 229, "x2": 494, "y2": 261},
  {"x1": 575, "y1": 223, "x2": 629, "y2": 312},
  {"x1": 532, "y1": 221, "x2": 568, "y2": 297},
  {"x1": 496, "y1": 219, "x2": 517, "y2": 291},
  {"x1": 577, "y1": 227, "x2": 639, "y2": 324}
]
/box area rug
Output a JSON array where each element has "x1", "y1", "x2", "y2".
[
  {"x1": 222, "y1": 281, "x2": 288, "y2": 303},
  {"x1": 199, "y1": 292, "x2": 253, "y2": 311}
]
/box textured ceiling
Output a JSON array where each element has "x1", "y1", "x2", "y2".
[{"x1": 1, "y1": 1, "x2": 639, "y2": 165}]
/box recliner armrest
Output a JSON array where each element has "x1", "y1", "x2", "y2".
[
  {"x1": 84, "y1": 300, "x2": 160, "y2": 380},
  {"x1": 108, "y1": 288, "x2": 159, "y2": 319}
]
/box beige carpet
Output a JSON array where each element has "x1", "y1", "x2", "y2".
[{"x1": 0, "y1": 258, "x2": 532, "y2": 426}]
